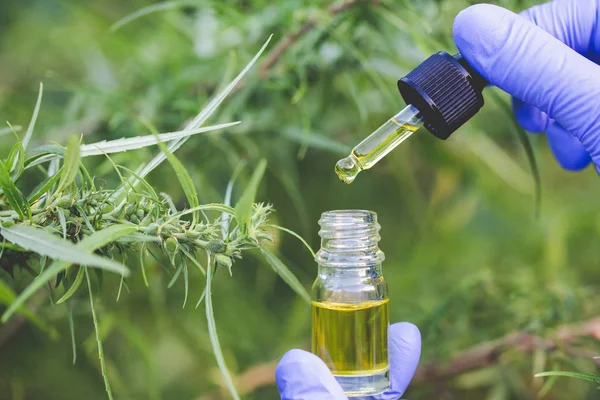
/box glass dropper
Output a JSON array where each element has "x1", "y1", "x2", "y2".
[
  {"x1": 335, "y1": 104, "x2": 424, "y2": 184},
  {"x1": 334, "y1": 51, "x2": 488, "y2": 184}
]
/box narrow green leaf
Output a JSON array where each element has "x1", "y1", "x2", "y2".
[
  {"x1": 140, "y1": 244, "x2": 149, "y2": 287},
  {"x1": 27, "y1": 144, "x2": 65, "y2": 158},
  {"x1": 6, "y1": 141, "x2": 25, "y2": 181},
  {"x1": 77, "y1": 205, "x2": 95, "y2": 233},
  {"x1": 205, "y1": 259, "x2": 240, "y2": 400},
  {"x1": 55, "y1": 135, "x2": 81, "y2": 195},
  {"x1": 27, "y1": 167, "x2": 63, "y2": 204},
  {"x1": 99, "y1": 150, "x2": 128, "y2": 188},
  {"x1": 1, "y1": 224, "x2": 136, "y2": 322},
  {"x1": 267, "y1": 224, "x2": 316, "y2": 258},
  {"x1": 79, "y1": 163, "x2": 95, "y2": 191},
  {"x1": 0, "y1": 279, "x2": 54, "y2": 334},
  {"x1": 117, "y1": 165, "x2": 159, "y2": 200},
  {"x1": 39, "y1": 255, "x2": 47, "y2": 275},
  {"x1": 0, "y1": 225, "x2": 129, "y2": 274},
  {"x1": 167, "y1": 263, "x2": 183, "y2": 288},
  {"x1": 85, "y1": 269, "x2": 114, "y2": 400},
  {"x1": 57, "y1": 207, "x2": 67, "y2": 240},
  {"x1": 56, "y1": 266, "x2": 85, "y2": 304},
  {"x1": 537, "y1": 361, "x2": 560, "y2": 398},
  {"x1": 163, "y1": 204, "x2": 235, "y2": 227},
  {"x1": 260, "y1": 248, "x2": 310, "y2": 304},
  {"x1": 234, "y1": 159, "x2": 267, "y2": 233},
  {"x1": 80, "y1": 122, "x2": 239, "y2": 156},
  {"x1": 66, "y1": 300, "x2": 77, "y2": 364},
  {"x1": 24, "y1": 153, "x2": 59, "y2": 171},
  {"x1": 117, "y1": 275, "x2": 124, "y2": 302},
  {"x1": 151, "y1": 126, "x2": 200, "y2": 226},
  {"x1": 180, "y1": 246, "x2": 205, "y2": 276},
  {"x1": 222, "y1": 161, "x2": 246, "y2": 237},
  {"x1": 23, "y1": 83, "x2": 43, "y2": 151},
  {"x1": 132, "y1": 35, "x2": 272, "y2": 186},
  {"x1": 110, "y1": 0, "x2": 194, "y2": 32},
  {"x1": 195, "y1": 287, "x2": 206, "y2": 309},
  {"x1": 182, "y1": 260, "x2": 189, "y2": 309},
  {"x1": 0, "y1": 162, "x2": 29, "y2": 219},
  {"x1": 535, "y1": 371, "x2": 600, "y2": 384}
]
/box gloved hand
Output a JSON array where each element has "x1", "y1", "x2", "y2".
[
  {"x1": 453, "y1": 0, "x2": 600, "y2": 172},
  {"x1": 275, "y1": 322, "x2": 421, "y2": 400}
]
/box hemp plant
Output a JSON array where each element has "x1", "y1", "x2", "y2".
[{"x1": 0, "y1": 36, "x2": 311, "y2": 400}]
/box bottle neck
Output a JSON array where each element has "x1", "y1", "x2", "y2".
[{"x1": 315, "y1": 210, "x2": 385, "y2": 269}]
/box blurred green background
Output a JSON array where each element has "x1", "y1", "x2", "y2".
[{"x1": 0, "y1": 0, "x2": 599, "y2": 399}]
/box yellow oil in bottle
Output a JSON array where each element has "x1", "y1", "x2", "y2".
[{"x1": 312, "y1": 299, "x2": 390, "y2": 376}]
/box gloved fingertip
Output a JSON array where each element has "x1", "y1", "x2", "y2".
[
  {"x1": 389, "y1": 322, "x2": 421, "y2": 372},
  {"x1": 389, "y1": 322, "x2": 421, "y2": 349},
  {"x1": 453, "y1": 3, "x2": 512, "y2": 78},
  {"x1": 376, "y1": 322, "x2": 421, "y2": 399},
  {"x1": 512, "y1": 98, "x2": 549, "y2": 133},
  {"x1": 276, "y1": 349, "x2": 346, "y2": 400},
  {"x1": 546, "y1": 122, "x2": 591, "y2": 171}
]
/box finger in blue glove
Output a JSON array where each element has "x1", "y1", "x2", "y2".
[
  {"x1": 276, "y1": 322, "x2": 421, "y2": 400},
  {"x1": 453, "y1": 2, "x2": 600, "y2": 170}
]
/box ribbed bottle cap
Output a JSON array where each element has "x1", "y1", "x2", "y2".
[{"x1": 397, "y1": 52, "x2": 487, "y2": 140}]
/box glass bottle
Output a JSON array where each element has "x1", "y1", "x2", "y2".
[{"x1": 311, "y1": 210, "x2": 390, "y2": 397}]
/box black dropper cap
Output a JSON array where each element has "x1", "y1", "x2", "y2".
[{"x1": 397, "y1": 52, "x2": 488, "y2": 140}]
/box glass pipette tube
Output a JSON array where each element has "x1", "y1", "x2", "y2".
[{"x1": 335, "y1": 104, "x2": 424, "y2": 184}]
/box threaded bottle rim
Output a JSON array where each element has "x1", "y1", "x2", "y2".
[
  {"x1": 318, "y1": 210, "x2": 380, "y2": 239},
  {"x1": 316, "y1": 210, "x2": 384, "y2": 267}
]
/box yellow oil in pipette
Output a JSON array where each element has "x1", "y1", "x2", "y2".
[{"x1": 335, "y1": 105, "x2": 424, "y2": 184}]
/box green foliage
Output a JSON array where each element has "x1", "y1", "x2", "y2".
[
  {"x1": 235, "y1": 159, "x2": 267, "y2": 235},
  {"x1": 536, "y1": 371, "x2": 600, "y2": 385},
  {"x1": 0, "y1": 0, "x2": 599, "y2": 399},
  {"x1": 0, "y1": 31, "x2": 298, "y2": 400},
  {"x1": 0, "y1": 161, "x2": 29, "y2": 220},
  {"x1": 260, "y1": 247, "x2": 311, "y2": 304},
  {"x1": 205, "y1": 258, "x2": 240, "y2": 400}
]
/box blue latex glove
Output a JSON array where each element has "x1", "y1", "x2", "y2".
[
  {"x1": 453, "y1": 0, "x2": 600, "y2": 172},
  {"x1": 276, "y1": 322, "x2": 421, "y2": 400}
]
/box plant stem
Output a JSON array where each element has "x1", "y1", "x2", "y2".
[{"x1": 85, "y1": 268, "x2": 114, "y2": 400}]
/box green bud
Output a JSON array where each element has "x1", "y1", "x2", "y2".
[
  {"x1": 214, "y1": 253, "x2": 233, "y2": 275},
  {"x1": 207, "y1": 239, "x2": 226, "y2": 253},
  {"x1": 1, "y1": 220, "x2": 15, "y2": 228},
  {"x1": 130, "y1": 214, "x2": 140, "y2": 224},
  {"x1": 136, "y1": 209, "x2": 145, "y2": 219},
  {"x1": 56, "y1": 195, "x2": 73, "y2": 208},
  {"x1": 164, "y1": 237, "x2": 178, "y2": 254},
  {"x1": 162, "y1": 224, "x2": 179, "y2": 233},
  {"x1": 125, "y1": 204, "x2": 136, "y2": 216},
  {"x1": 144, "y1": 223, "x2": 159, "y2": 236},
  {"x1": 185, "y1": 229, "x2": 200, "y2": 239}
]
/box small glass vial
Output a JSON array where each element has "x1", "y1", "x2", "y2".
[{"x1": 311, "y1": 210, "x2": 390, "y2": 397}]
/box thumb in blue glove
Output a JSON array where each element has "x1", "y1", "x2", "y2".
[
  {"x1": 453, "y1": 0, "x2": 600, "y2": 172},
  {"x1": 276, "y1": 322, "x2": 421, "y2": 400}
]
